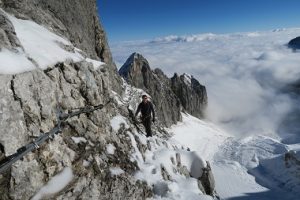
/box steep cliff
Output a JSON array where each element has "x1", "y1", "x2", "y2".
[
  {"x1": 119, "y1": 53, "x2": 182, "y2": 127},
  {"x1": 0, "y1": 61, "x2": 153, "y2": 200},
  {"x1": 0, "y1": 1, "x2": 215, "y2": 199},
  {"x1": 1, "y1": 0, "x2": 122, "y2": 93},
  {"x1": 119, "y1": 53, "x2": 207, "y2": 126},
  {"x1": 171, "y1": 73, "x2": 207, "y2": 118}
]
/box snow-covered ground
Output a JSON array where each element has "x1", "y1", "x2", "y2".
[
  {"x1": 169, "y1": 114, "x2": 300, "y2": 200},
  {"x1": 110, "y1": 83, "x2": 300, "y2": 199},
  {"x1": 111, "y1": 29, "x2": 300, "y2": 199}
]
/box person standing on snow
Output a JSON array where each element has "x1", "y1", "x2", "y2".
[{"x1": 135, "y1": 95, "x2": 155, "y2": 137}]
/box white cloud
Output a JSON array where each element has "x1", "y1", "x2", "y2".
[{"x1": 111, "y1": 28, "x2": 300, "y2": 138}]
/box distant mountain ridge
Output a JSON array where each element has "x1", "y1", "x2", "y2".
[{"x1": 150, "y1": 28, "x2": 300, "y2": 43}]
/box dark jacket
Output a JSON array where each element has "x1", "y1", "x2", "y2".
[{"x1": 135, "y1": 101, "x2": 155, "y2": 120}]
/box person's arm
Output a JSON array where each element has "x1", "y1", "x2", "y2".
[
  {"x1": 150, "y1": 102, "x2": 155, "y2": 122},
  {"x1": 135, "y1": 103, "x2": 141, "y2": 117}
]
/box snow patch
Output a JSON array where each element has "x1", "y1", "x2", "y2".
[
  {"x1": 110, "y1": 115, "x2": 129, "y2": 132},
  {"x1": 110, "y1": 167, "x2": 125, "y2": 176},
  {"x1": 127, "y1": 130, "x2": 213, "y2": 200},
  {"x1": 71, "y1": 137, "x2": 87, "y2": 144},
  {"x1": 32, "y1": 167, "x2": 73, "y2": 200},
  {"x1": 182, "y1": 73, "x2": 192, "y2": 86},
  {"x1": 106, "y1": 143, "x2": 116, "y2": 155},
  {"x1": 170, "y1": 113, "x2": 229, "y2": 161},
  {"x1": 85, "y1": 58, "x2": 105, "y2": 70},
  {"x1": 0, "y1": 48, "x2": 36, "y2": 74},
  {"x1": 83, "y1": 160, "x2": 90, "y2": 167},
  {"x1": 8, "y1": 13, "x2": 84, "y2": 69}
]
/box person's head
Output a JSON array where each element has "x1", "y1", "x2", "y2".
[{"x1": 142, "y1": 94, "x2": 148, "y2": 103}]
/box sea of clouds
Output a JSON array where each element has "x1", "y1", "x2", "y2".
[{"x1": 111, "y1": 28, "x2": 300, "y2": 142}]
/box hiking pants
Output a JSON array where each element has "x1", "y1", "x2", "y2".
[{"x1": 142, "y1": 117, "x2": 152, "y2": 137}]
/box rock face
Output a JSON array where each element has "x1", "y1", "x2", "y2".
[
  {"x1": 1, "y1": 0, "x2": 109, "y2": 61},
  {"x1": 171, "y1": 73, "x2": 207, "y2": 118},
  {"x1": 0, "y1": 62, "x2": 152, "y2": 200},
  {"x1": 119, "y1": 53, "x2": 182, "y2": 127},
  {"x1": 0, "y1": 0, "x2": 123, "y2": 93},
  {"x1": 0, "y1": 1, "x2": 216, "y2": 199},
  {"x1": 288, "y1": 36, "x2": 300, "y2": 50},
  {"x1": 119, "y1": 53, "x2": 207, "y2": 126}
]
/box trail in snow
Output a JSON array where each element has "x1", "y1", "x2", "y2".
[
  {"x1": 111, "y1": 86, "x2": 214, "y2": 200},
  {"x1": 170, "y1": 113, "x2": 299, "y2": 200}
]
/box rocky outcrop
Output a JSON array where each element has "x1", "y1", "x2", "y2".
[
  {"x1": 0, "y1": 61, "x2": 152, "y2": 200},
  {"x1": 288, "y1": 36, "x2": 300, "y2": 50},
  {"x1": 171, "y1": 73, "x2": 207, "y2": 118},
  {"x1": 199, "y1": 161, "x2": 216, "y2": 196},
  {"x1": 0, "y1": 0, "x2": 123, "y2": 94},
  {"x1": 119, "y1": 53, "x2": 207, "y2": 126}
]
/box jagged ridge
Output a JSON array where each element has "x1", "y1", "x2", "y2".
[{"x1": 119, "y1": 52, "x2": 207, "y2": 126}]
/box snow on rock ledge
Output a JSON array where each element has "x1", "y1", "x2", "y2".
[
  {"x1": 32, "y1": 167, "x2": 74, "y2": 200},
  {"x1": 0, "y1": 10, "x2": 104, "y2": 74},
  {"x1": 127, "y1": 130, "x2": 217, "y2": 199}
]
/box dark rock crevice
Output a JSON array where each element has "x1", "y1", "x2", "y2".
[{"x1": 10, "y1": 75, "x2": 23, "y2": 108}]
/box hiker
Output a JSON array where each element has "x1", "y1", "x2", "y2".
[{"x1": 135, "y1": 95, "x2": 155, "y2": 137}]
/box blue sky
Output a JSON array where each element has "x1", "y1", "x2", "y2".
[{"x1": 97, "y1": 0, "x2": 300, "y2": 43}]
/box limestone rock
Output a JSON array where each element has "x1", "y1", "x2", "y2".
[
  {"x1": 0, "y1": 61, "x2": 152, "y2": 200},
  {"x1": 0, "y1": 9, "x2": 22, "y2": 50},
  {"x1": 0, "y1": 1, "x2": 216, "y2": 199},
  {"x1": 171, "y1": 73, "x2": 207, "y2": 118},
  {"x1": 1, "y1": 0, "x2": 108, "y2": 61},
  {"x1": 0, "y1": 0, "x2": 123, "y2": 94},
  {"x1": 119, "y1": 53, "x2": 182, "y2": 127},
  {"x1": 199, "y1": 161, "x2": 216, "y2": 196},
  {"x1": 119, "y1": 52, "x2": 207, "y2": 126}
]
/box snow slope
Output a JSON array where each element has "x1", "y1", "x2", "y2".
[
  {"x1": 169, "y1": 114, "x2": 300, "y2": 200},
  {"x1": 112, "y1": 29, "x2": 300, "y2": 199},
  {"x1": 110, "y1": 82, "x2": 216, "y2": 200},
  {"x1": 111, "y1": 83, "x2": 300, "y2": 199}
]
